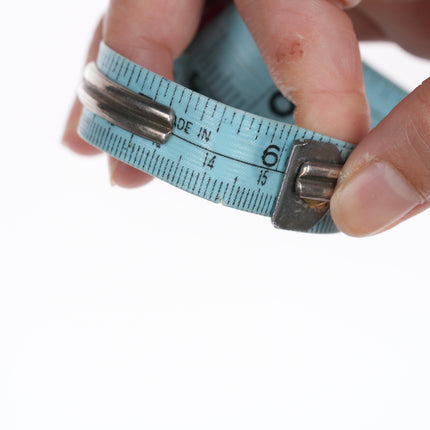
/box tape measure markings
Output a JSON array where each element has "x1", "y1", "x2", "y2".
[
  {"x1": 78, "y1": 4, "x2": 407, "y2": 233},
  {"x1": 81, "y1": 108, "x2": 278, "y2": 215}
]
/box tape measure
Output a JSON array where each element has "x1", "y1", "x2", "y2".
[{"x1": 78, "y1": 5, "x2": 407, "y2": 233}]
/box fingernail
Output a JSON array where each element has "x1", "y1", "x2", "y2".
[
  {"x1": 331, "y1": 161, "x2": 423, "y2": 236},
  {"x1": 109, "y1": 159, "x2": 120, "y2": 186},
  {"x1": 332, "y1": 0, "x2": 361, "y2": 9}
]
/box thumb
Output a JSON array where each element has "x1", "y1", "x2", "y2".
[{"x1": 331, "y1": 78, "x2": 430, "y2": 236}]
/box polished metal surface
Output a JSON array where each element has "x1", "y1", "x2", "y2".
[
  {"x1": 296, "y1": 161, "x2": 342, "y2": 202},
  {"x1": 271, "y1": 140, "x2": 344, "y2": 232},
  {"x1": 78, "y1": 62, "x2": 175, "y2": 144}
]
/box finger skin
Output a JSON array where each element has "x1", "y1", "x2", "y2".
[
  {"x1": 104, "y1": 0, "x2": 204, "y2": 79},
  {"x1": 62, "y1": 19, "x2": 103, "y2": 155},
  {"x1": 234, "y1": 0, "x2": 371, "y2": 144},
  {"x1": 357, "y1": 1, "x2": 430, "y2": 59},
  {"x1": 108, "y1": 156, "x2": 153, "y2": 188},
  {"x1": 331, "y1": 77, "x2": 430, "y2": 236},
  {"x1": 346, "y1": 7, "x2": 387, "y2": 41},
  {"x1": 104, "y1": 0, "x2": 204, "y2": 187},
  {"x1": 329, "y1": 0, "x2": 361, "y2": 9}
]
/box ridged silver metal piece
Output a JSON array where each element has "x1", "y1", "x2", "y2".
[
  {"x1": 271, "y1": 140, "x2": 343, "y2": 232},
  {"x1": 78, "y1": 62, "x2": 175, "y2": 144}
]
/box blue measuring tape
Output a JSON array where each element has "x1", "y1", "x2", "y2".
[{"x1": 78, "y1": 5, "x2": 407, "y2": 233}]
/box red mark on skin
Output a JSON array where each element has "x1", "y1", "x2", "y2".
[{"x1": 275, "y1": 35, "x2": 305, "y2": 65}]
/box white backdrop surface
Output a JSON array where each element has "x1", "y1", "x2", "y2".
[{"x1": 1, "y1": 1, "x2": 430, "y2": 429}]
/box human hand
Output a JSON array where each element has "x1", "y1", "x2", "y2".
[
  {"x1": 332, "y1": 0, "x2": 430, "y2": 236},
  {"x1": 334, "y1": 0, "x2": 430, "y2": 237},
  {"x1": 63, "y1": 0, "x2": 210, "y2": 188},
  {"x1": 235, "y1": 0, "x2": 430, "y2": 236},
  {"x1": 63, "y1": 0, "x2": 430, "y2": 236}
]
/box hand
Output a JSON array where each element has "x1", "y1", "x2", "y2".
[
  {"x1": 63, "y1": 0, "x2": 430, "y2": 236},
  {"x1": 235, "y1": 0, "x2": 430, "y2": 236},
  {"x1": 63, "y1": 0, "x2": 208, "y2": 188},
  {"x1": 332, "y1": 0, "x2": 430, "y2": 237}
]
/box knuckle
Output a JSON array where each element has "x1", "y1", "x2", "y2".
[
  {"x1": 133, "y1": 32, "x2": 172, "y2": 57},
  {"x1": 408, "y1": 80, "x2": 430, "y2": 157},
  {"x1": 402, "y1": 78, "x2": 430, "y2": 199},
  {"x1": 414, "y1": 77, "x2": 430, "y2": 114}
]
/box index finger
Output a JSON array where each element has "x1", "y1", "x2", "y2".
[
  {"x1": 105, "y1": 0, "x2": 205, "y2": 187},
  {"x1": 63, "y1": 0, "x2": 205, "y2": 187},
  {"x1": 235, "y1": 0, "x2": 371, "y2": 144}
]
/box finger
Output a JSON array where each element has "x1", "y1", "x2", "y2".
[
  {"x1": 331, "y1": 77, "x2": 430, "y2": 236},
  {"x1": 62, "y1": 19, "x2": 103, "y2": 155},
  {"x1": 356, "y1": 1, "x2": 430, "y2": 59},
  {"x1": 108, "y1": 156, "x2": 153, "y2": 188},
  {"x1": 104, "y1": 0, "x2": 204, "y2": 187},
  {"x1": 329, "y1": 0, "x2": 361, "y2": 9},
  {"x1": 234, "y1": 0, "x2": 371, "y2": 144},
  {"x1": 346, "y1": 7, "x2": 387, "y2": 41}
]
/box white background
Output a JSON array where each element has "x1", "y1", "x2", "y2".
[{"x1": 1, "y1": 1, "x2": 429, "y2": 429}]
